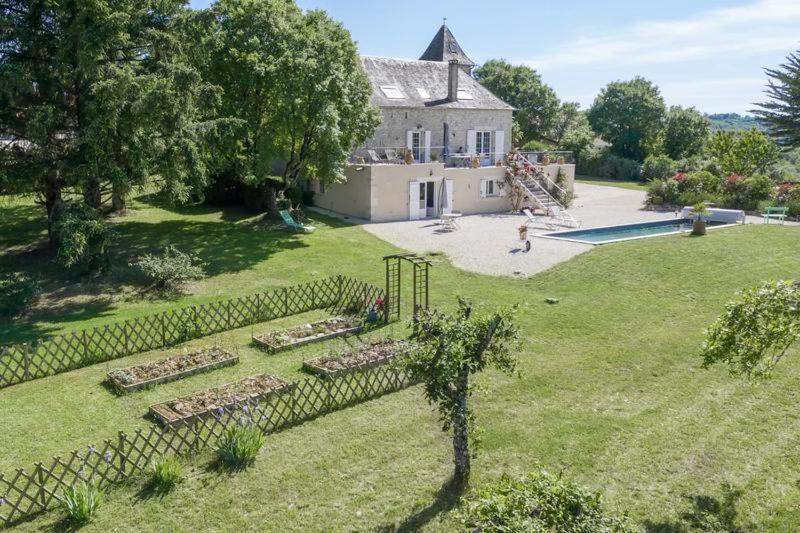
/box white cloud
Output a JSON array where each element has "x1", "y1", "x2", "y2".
[
  {"x1": 524, "y1": 0, "x2": 800, "y2": 69},
  {"x1": 659, "y1": 77, "x2": 767, "y2": 114}
]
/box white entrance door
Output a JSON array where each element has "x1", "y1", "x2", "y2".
[{"x1": 409, "y1": 181, "x2": 422, "y2": 220}]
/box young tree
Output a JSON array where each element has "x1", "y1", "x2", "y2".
[
  {"x1": 558, "y1": 112, "x2": 596, "y2": 164},
  {"x1": 664, "y1": 106, "x2": 710, "y2": 160},
  {"x1": 401, "y1": 298, "x2": 519, "y2": 485},
  {"x1": 587, "y1": 77, "x2": 666, "y2": 161},
  {"x1": 474, "y1": 60, "x2": 560, "y2": 145},
  {"x1": 754, "y1": 50, "x2": 800, "y2": 148},
  {"x1": 202, "y1": 0, "x2": 378, "y2": 214},
  {"x1": 701, "y1": 280, "x2": 800, "y2": 378},
  {"x1": 708, "y1": 128, "x2": 780, "y2": 176}
]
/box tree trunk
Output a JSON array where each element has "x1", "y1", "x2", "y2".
[
  {"x1": 111, "y1": 181, "x2": 127, "y2": 212},
  {"x1": 84, "y1": 174, "x2": 102, "y2": 210},
  {"x1": 265, "y1": 183, "x2": 278, "y2": 216},
  {"x1": 452, "y1": 367, "x2": 471, "y2": 485},
  {"x1": 44, "y1": 168, "x2": 63, "y2": 247}
]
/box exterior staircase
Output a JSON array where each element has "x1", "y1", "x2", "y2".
[{"x1": 513, "y1": 153, "x2": 566, "y2": 215}]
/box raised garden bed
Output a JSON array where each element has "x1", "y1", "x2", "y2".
[
  {"x1": 252, "y1": 316, "x2": 363, "y2": 353},
  {"x1": 303, "y1": 339, "x2": 412, "y2": 378},
  {"x1": 107, "y1": 348, "x2": 238, "y2": 394},
  {"x1": 149, "y1": 374, "x2": 291, "y2": 426}
]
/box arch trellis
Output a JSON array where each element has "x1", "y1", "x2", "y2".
[{"x1": 383, "y1": 254, "x2": 432, "y2": 322}]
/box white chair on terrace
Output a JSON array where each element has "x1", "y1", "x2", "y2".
[
  {"x1": 549, "y1": 206, "x2": 581, "y2": 228},
  {"x1": 367, "y1": 149, "x2": 382, "y2": 164}
]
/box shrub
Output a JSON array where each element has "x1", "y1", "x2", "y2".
[
  {"x1": 598, "y1": 154, "x2": 642, "y2": 180},
  {"x1": 459, "y1": 469, "x2": 631, "y2": 532},
  {"x1": 53, "y1": 202, "x2": 114, "y2": 271},
  {"x1": 723, "y1": 174, "x2": 774, "y2": 211},
  {"x1": 785, "y1": 187, "x2": 800, "y2": 217},
  {"x1": 646, "y1": 178, "x2": 679, "y2": 205},
  {"x1": 0, "y1": 272, "x2": 39, "y2": 317},
  {"x1": 642, "y1": 154, "x2": 676, "y2": 181},
  {"x1": 130, "y1": 245, "x2": 205, "y2": 292},
  {"x1": 215, "y1": 424, "x2": 265, "y2": 469},
  {"x1": 62, "y1": 482, "x2": 102, "y2": 524},
  {"x1": 521, "y1": 139, "x2": 551, "y2": 152},
  {"x1": 151, "y1": 455, "x2": 184, "y2": 493}
]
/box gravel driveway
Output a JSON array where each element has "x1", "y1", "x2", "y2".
[{"x1": 360, "y1": 183, "x2": 679, "y2": 277}]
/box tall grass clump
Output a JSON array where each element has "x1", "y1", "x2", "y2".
[
  {"x1": 215, "y1": 425, "x2": 265, "y2": 470},
  {"x1": 151, "y1": 455, "x2": 184, "y2": 493},
  {"x1": 61, "y1": 482, "x2": 102, "y2": 524}
]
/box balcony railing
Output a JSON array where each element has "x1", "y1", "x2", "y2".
[
  {"x1": 350, "y1": 145, "x2": 504, "y2": 168},
  {"x1": 519, "y1": 150, "x2": 575, "y2": 165}
]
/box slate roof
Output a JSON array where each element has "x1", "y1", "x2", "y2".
[
  {"x1": 360, "y1": 56, "x2": 513, "y2": 111},
  {"x1": 419, "y1": 24, "x2": 475, "y2": 67}
]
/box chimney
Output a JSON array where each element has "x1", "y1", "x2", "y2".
[{"x1": 447, "y1": 59, "x2": 459, "y2": 102}]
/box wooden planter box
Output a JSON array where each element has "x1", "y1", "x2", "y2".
[
  {"x1": 302, "y1": 340, "x2": 411, "y2": 379},
  {"x1": 252, "y1": 316, "x2": 363, "y2": 353},
  {"x1": 107, "y1": 348, "x2": 238, "y2": 394},
  {"x1": 149, "y1": 374, "x2": 292, "y2": 427}
]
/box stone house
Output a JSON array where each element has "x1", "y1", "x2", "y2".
[{"x1": 315, "y1": 24, "x2": 575, "y2": 222}]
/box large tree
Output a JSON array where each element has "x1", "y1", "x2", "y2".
[
  {"x1": 401, "y1": 298, "x2": 519, "y2": 486},
  {"x1": 200, "y1": 0, "x2": 378, "y2": 214},
  {"x1": 754, "y1": 50, "x2": 800, "y2": 148},
  {"x1": 587, "y1": 77, "x2": 666, "y2": 161},
  {"x1": 474, "y1": 59, "x2": 560, "y2": 145},
  {"x1": 664, "y1": 105, "x2": 710, "y2": 160},
  {"x1": 0, "y1": 0, "x2": 217, "y2": 242}
]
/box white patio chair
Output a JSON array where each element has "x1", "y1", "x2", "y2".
[
  {"x1": 384, "y1": 149, "x2": 401, "y2": 163},
  {"x1": 549, "y1": 206, "x2": 581, "y2": 228}
]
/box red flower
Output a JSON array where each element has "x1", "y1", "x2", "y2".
[
  {"x1": 672, "y1": 172, "x2": 687, "y2": 183},
  {"x1": 725, "y1": 173, "x2": 741, "y2": 185}
]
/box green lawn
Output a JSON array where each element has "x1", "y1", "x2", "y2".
[
  {"x1": 576, "y1": 175, "x2": 649, "y2": 191},
  {"x1": 2, "y1": 193, "x2": 800, "y2": 531}
]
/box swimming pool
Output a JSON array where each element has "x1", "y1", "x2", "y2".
[{"x1": 540, "y1": 218, "x2": 734, "y2": 245}]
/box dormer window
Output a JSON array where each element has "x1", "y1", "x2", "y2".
[
  {"x1": 380, "y1": 85, "x2": 405, "y2": 99},
  {"x1": 457, "y1": 89, "x2": 474, "y2": 100},
  {"x1": 416, "y1": 88, "x2": 431, "y2": 99}
]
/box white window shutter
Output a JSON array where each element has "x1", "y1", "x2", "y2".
[
  {"x1": 424, "y1": 130, "x2": 431, "y2": 163},
  {"x1": 479, "y1": 179, "x2": 487, "y2": 198},
  {"x1": 409, "y1": 181, "x2": 420, "y2": 220},
  {"x1": 494, "y1": 130, "x2": 505, "y2": 160},
  {"x1": 444, "y1": 179, "x2": 454, "y2": 214},
  {"x1": 467, "y1": 130, "x2": 477, "y2": 155},
  {"x1": 406, "y1": 131, "x2": 414, "y2": 150}
]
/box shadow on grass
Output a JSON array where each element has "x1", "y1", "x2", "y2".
[
  {"x1": 376, "y1": 474, "x2": 466, "y2": 533},
  {"x1": 643, "y1": 484, "x2": 751, "y2": 532}
]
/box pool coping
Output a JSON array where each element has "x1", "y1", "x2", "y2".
[{"x1": 536, "y1": 219, "x2": 741, "y2": 245}]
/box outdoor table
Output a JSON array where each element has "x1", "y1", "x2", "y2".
[{"x1": 441, "y1": 212, "x2": 462, "y2": 231}]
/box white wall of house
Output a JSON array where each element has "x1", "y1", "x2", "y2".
[{"x1": 314, "y1": 162, "x2": 575, "y2": 223}]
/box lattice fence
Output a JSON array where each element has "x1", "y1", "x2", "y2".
[
  {"x1": 0, "y1": 276, "x2": 385, "y2": 390},
  {"x1": 0, "y1": 364, "x2": 413, "y2": 526}
]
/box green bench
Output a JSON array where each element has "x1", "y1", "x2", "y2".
[
  {"x1": 279, "y1": 209, "x2": 315, "y2": 233},
  {"x1": 762, "y1": 206, "x2": 788, "y2": 225}
]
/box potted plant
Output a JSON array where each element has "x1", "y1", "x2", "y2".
[
  {"x1": 556, "y1": 155, "x2": 565, "y2": 165},
  {"x1": 518, "y1": 223, "x2": 529, "y2": 241},
  {"x1": 691, "y1": 202, "x2": 709, "y2": 235},
  {"x1": 404, "y1": 150, "x2": 414, "y2": 165},
  {"x1": 542, "y1": 154, "x2": 551, "y2": 165}
]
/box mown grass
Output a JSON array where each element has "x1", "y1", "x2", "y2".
[
  {"x1": 576, "y1": 175, "x2": 649, "y2": 191},
  {"x1": 2, "y1": 193, "x2": 800, "y2": 531}
]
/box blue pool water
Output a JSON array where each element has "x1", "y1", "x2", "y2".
[{"x1": 541, "y1": 218, "x2": 730, "y2": 244}]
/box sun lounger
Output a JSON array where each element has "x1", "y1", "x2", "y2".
[
  {"x1": 279, "y1": 209, "x2": 315, "y2": 233},
  {"x1": 367, "y1": 149, "x2": 382, "y2": 164},
  {"x1": 384, "y1": 149, "x2": 400, "y2": 163},
  {"x1": 549, "y1": 206, "x2": 581, "y2": 228}
]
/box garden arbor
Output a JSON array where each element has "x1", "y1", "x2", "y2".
[{"x1": 383, "y1": 254, "x2": 432, "y2": 322}]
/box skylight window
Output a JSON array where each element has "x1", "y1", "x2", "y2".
[
  {"x1": 380, "y1": 85, "x2": 405, "y2": 99},
  {"x1": 457, "y1": 89, "x2": 474, "y2": 100},
  {"x1": 416, "y1": 88, "x2": 431, "y2": 99}
]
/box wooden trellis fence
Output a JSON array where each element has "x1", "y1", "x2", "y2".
[
  {"x1": 0, "y1": 276, "x2": 385, "y2": 390},
  {"x1": 0, "y1": 364, "x2": 413, "y2": 526}
]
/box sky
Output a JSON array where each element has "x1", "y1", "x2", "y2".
[{"x1": 187, "y1": 0, "x2": 800, "y2": 115}]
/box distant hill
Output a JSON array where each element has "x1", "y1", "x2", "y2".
[{"x1": 707, "y1": 113, "x2": 768, "y2": 132}]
